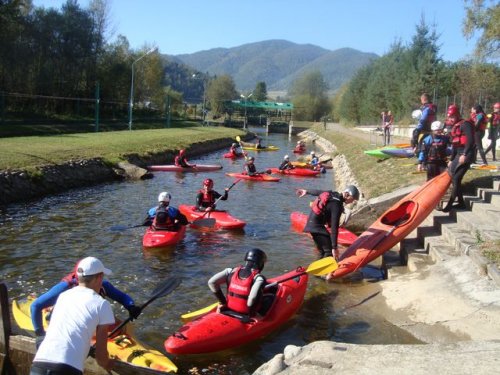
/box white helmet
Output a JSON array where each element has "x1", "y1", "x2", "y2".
[
  {"x1": 411, "y1": 109, "x2": 422, "y2": 120},
  {"x1": 310, "y1": 151, "x2": 315, "y2": 156},
  {"x1": 284, "y1": 154, "x2": 289, "y2": 160},
  {"x1": 431, "y1": 121, "x2": 443, "y2": 131},
  {"x1": 297, "y1": 141, "x2": 301, "y2": 144},
  {"x1": 158, "y1": 191, "x2": 171, "y2": 203}
]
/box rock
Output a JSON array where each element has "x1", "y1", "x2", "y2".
[{"x1": 116, "y1": 161, "x2": 153, "y2": 180}]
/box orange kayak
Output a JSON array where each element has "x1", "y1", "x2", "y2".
[{"x1": 331, "y1": 171, "x2": 451, "y2": 278}]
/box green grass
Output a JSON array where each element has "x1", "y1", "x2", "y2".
[
  {"x1": 0, "y1": 126, "x2": 245, "y2": 171},
  {"x1": 479, "y1": 240, "x2": 500, "y2": 267}
]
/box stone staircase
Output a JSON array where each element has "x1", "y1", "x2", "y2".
[{"x1": 386, "y1": 178, "x2": 500, "y2": 286}]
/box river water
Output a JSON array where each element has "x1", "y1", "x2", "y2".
[{"x1": 0, "y1": 129, "x2": 420, "y2": 374}]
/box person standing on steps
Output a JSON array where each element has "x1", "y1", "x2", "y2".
[
  {"x1": 418, "y1": 121, "x2": 450, "y2": 181},
  {"x1": 442, "y1": 105, "x2": 475, "y2": 212},
  {"x1": 411, "y1": 93, "x2": 437, "y2": 153},
  {"x1": 485, "y1": 102, "x2": 500, "y2": 161},
  {"x1": 30, "y1": 257, "x2": 116, "y2": 375},
  {"x1": 296, "y1": 185, "x2": 360, "y2": 259},
  {"x1": 470, "y1": 104, "x2": 488, "y2": 165}
]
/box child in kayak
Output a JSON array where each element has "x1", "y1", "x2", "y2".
[
  {"x1": 174, "y1": 149, "x2": 196, "y2": 168},
  {"x1": 244, "y1": 156, "x2": 259, "y2": 176},
  {"x1": 208, "y1": 248, "x2": 270, "y2": 321},
  {"x1": 144, "y1": 191, "x2": 189, "y2": 230},
  {"x1": 196, "y1": 178, "x2": 229, "y2": 211}
]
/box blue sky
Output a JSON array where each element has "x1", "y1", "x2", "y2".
[{"x1": 34, "y1": 0, "x2": 479, "y2": 62}]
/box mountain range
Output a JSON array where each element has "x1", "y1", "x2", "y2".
[{"x1": 167, "y1": 40, "x2": 378, "y2": 93}]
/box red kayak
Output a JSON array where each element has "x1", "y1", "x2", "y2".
[
  {"x1": 268, "y1": 167, "x2": 320, "y2": 177},
  {"x1": 225, "y1": 172, "x2": 280, "y2": 182},
  {"x1": 223, "y1": 152, "x2": 247, "y2": 159},
  {"x1": 142, "y1": 226, "x2": 187, "y2": 249},
  {"x1": 148, "y1": 164, "x2": 223, "y2": 172},
  {"x1": 293, "y1": 147, "x2": 306, "y2": 154},
  {"x1": 290, "y1": 212, "x2": 358, "y2": 246},
  {"x1": 330, "y1": 172, "x2": 451, "y2": 279},
  {"x1": 179, "y1": 205, "x2": 246, "y2": 230},
  {"x1": 164, "y1": 268, "x2": 308, "y2": 354}
]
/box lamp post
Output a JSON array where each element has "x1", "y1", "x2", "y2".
[
  {"x1": 240, "y1": 93, "x2": 252, "y2": 129},
  {"x1": 128, "y1": 47, "x2": 157, "y2": 131}
]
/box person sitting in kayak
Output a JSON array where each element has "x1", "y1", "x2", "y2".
[
  {"x1": 196, "y1": 178, "x2": 228, "y2": 211},
  {"x1": 174, "y1": 149, "x2": 196, "y2": 168},
  {"x1": 244, "y1": 156, "x2": 259, "y2": 176},
  {"x1": 208, "y1": 248, "x2": 270, "y2": 321},
  {"x1": 144, "y1": 191, "x2": 189, "y2": 230},
  {"x1": 309, "y1": 151, "x2": 320, "y2": 167},
  {"x1": 296, "y1": 185, "x2": 360, "y2": 260},
  {"x1": 278, "y1": 155, "x2": 295, "y2": 171},
  {"x1": 294, "y1": 140, "x2": 306, "y2": 153},
  {"x1": 30, "y1": 257, "x2": 141, "y2": 348},
  {"x1": 229, "y1": 143, "x2": 244, "y2": 157},
  {"x1": 418, "y1": 121, "x2": 450, "y2": 181},
  {"x1": 255, "y1": 137, "x2": 265, "y2": 149}
]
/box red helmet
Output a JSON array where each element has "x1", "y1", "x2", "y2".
[
  {"x1": 494, "y1": 102, "x2": 500, "y2": 110},
  {"x1": 203, "y1": 178, "x2": 214, "y2": 189},
  {"x1": 447, "y1": 104, "x2": 460, "y2": 117},
  {"x1": 179, "y1": 149, "x2": 185, "y2": 156}
]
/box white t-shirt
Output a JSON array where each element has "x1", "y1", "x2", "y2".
[{"x1": 34, "y1": 285, "x2": 115, "y2": 371}]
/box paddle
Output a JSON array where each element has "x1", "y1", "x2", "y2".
[
  {"x1": 235, "y1": 136, "x2": 249, "y2": 161},
  {"x1": 193, "y1": 179, "x2": 242, "y2": 222},
  {"x1": 111, "y1": 218, "x2": 216, "y2": 231},
  {"x1": 108, "y1": 277, "x2": 181, "y2": 337},
  {"x1": 180, "y1": 257, "x2": 338, "y2": 322}
]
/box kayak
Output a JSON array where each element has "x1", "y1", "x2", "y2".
[
  {"x1": 148, "y1": 164, "x2": 223, "y2": 172},
  {"x1": 179, "y1": 205, "x2": 246, "y2": 230},
  {"x1": 12, "y1": 297, "x2": 178, "y2": 373},
  {"x1": 223, "y1": 152, "x2": 247, "y2": 159},
  {"x1": 380, "y1": 147, "x2": 415, "y2": 158},
  {"x1": 268, "y1": 167, "x2": 320, "y2": 177},
  {"x1": 290, "y1": 212, "x2": 359, "y2": 246},
  {"x1": 225, "y1": 172, "x2": 280, "y2": 182},
  {"x1": 142, "y1": 225, "x2": 187, "y2": 249},
  {"x1": 290, "y1": 161, "x2": 333, "y2": 170},
  {"x1": 164, "y1": 268, "x2": 308, "y2": 354},
  {"x1": 293, "y1": 147, "x2": 306, "y2": 154},
  {"x1": 364, "y1": 149, "x2": 390, "y2": 159},
  {"x1": 242, "y1": 146, "x2": 280, "y2": 151},
  {"x1": 330, "y1": 171, "x2": 451, "y2": 279}
]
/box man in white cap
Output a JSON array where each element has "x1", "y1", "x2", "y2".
[{"x1": 31, "y1": 257, "x2": 115, "y2": 375}]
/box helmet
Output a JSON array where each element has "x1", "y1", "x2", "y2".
[
  {"x1": 431, "y1": 121, "x2": 444, "y2": 131},
  {"x1": 284, "y1": 154, "x2": 289, "y2": 160},
  {"x1": 248, "y1": 156, "x2": 255, "y2": 161},
  {"x1": 203, "y1": 178, "x2": 214, "y2": 189},
  {"x1": 179, "y1": 149, "x2": 185, "y2": 156},
  {"x1": 158, "y1": 191, "x2": 171, "y2": 203},
  {"x1": 343, "y1": 185, "x2": 360, "y2": 201},
  {"x1": 244, "y1": 248, "x2": 267, "y2": 271},
  {"x1": 447, "y1": 104, "x2": 460, "y2": 117},
  {"x1": 411, "y1": 109, "x2": 422, "y2": 120},
  {"x1": 297, "y1": 141, "x2": 301, "y2": 144},
  {"x1": 310, "y1": 151, "x2": 315, "y2": 156},
  {"x1": 494, "y1": 102, "x2": 500, "y2": 110},
  {"x1": 232, "y1": 143, "x2": 238, "y2": 147}
]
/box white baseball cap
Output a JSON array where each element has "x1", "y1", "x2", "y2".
[{"x1": 77, "y1": 257, "x2": 112, "y2": 277}]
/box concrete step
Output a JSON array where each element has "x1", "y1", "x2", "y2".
[
  {"x1": 470, "y1": 201, "x2": 500, "y2": 219},
  {"x1": 493, "y1": 179, "x2": 500, "y2": 191},
  {"x1": 454, "y1": 210, "x2": 500, "y2": 242},
  {"x1": 426, "y1": 238, "x2": 459, "y2": 263},
  {"x1": 440, "y1": 223, "x2": 479, "y2": 255},
  {"x1": 407, "y1": 253, "x2": 434, "y2": 272}
]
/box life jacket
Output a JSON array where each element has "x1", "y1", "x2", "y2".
[
  {"x1": 245, "y1": 163, "x2": 257, "y2": 174},
  {"x1": 311, "y1": 191, "x2": 342, "y2": 216},
  {"x1": 427, "y1": 135, "x2": 447, "y2": 162},
  {"x1": 226, "y1": 266, "x2": 260, "y2": 314},
  {"x1": 153, "y1": 206, "x2": 175, "y2": 230},
  {"x1": 474, "y1": 112, "x2": 487, "y2": 131},
  {"x1": 198, "y1": 190, "x2": 215, "y2": 206},
  {"x1": 491, "y1": 113, "x2": 500, "y2": 127},
  {"x1": 421, "y1": 103, "x2": 437, "y2": 131},
  {"x1": 450, "y1": 119, "x2": 472, "y2": 148}
]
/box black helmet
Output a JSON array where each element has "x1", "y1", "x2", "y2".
[
  {"x1": 244, "y1": 248, "x2": 267, "y2": 271},
  {"x1": 343, "y1": 185, "x2": 360, "y2": 201}
]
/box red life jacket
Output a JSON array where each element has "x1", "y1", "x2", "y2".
[
  {"x1": 198, "y1": 190, "x2": 215, "y2": 206},
  {"x1": 311, "y1": 191, "x2": 341, "y2": 216},
  {"x1": 153, "y1": 206, "x2": 175, "y2": 230},
  {"x1": 492, "y1": 113, "x2": 500, "y2": 127},
  {"x1": 428, "y1": 135, "x2": 448, "y2": 162},
  {"x1": 451, "y1": 120, "x2": 471, "y2": 147},
  {"x1": 227, "y1": 266, "x2": 259, "y2": 314},
  {"x1": 475, "y1": 112, "x2": 487, "y2": 131}
]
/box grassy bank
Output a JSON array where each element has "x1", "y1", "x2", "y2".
[{"x1": 0, "y1": 126, "x2": 245, "y2": 171}]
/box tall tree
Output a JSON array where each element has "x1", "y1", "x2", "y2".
[
  {"x1": 463, "y1": 0, "x2": 500, "y2": 60},
  {"x1": 290, "y1": 71, "x2": 330, "y2": 121},
  {"x1": 205, "y1": 75, "x2": 238, "y2": 114},
  {"x1": 253, "y1": 81, "x2": 267, "y2": 101}
]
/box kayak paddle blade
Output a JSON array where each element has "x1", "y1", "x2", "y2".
[
  {"x1": 190, "y1": 218, "x2": 216, "y2": 228},
  {"x1": 181, "y1": 302, "x2": 219, "y2": 323}
]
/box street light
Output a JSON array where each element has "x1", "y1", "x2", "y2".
[
  {"x1": 192, "y1": 74, "x2": 207, "y2": 124},
  {"x1": 128, "y1": 47, "x2": 157, "y2": 131},
  {"x1": 240, "y1": 93, "x2": 252, "y2": 129}
]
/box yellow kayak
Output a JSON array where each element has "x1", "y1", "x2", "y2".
[
  {"x1": 12, "y1": 297, "x2": 177, "y2": 373},
  {"x1": 241, "y1": 145, "x2": 280, "y2": 151}
]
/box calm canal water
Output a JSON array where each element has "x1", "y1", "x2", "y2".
[{"x1": 0, "y1": 129, "x2": 419, "y2": 374}]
